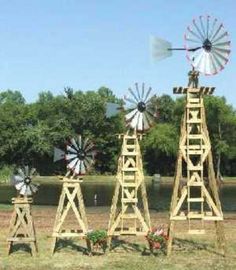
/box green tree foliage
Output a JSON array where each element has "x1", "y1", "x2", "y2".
[
  {"x1": 204, "y1": 96, "x2": 236, "y2": 176},
  {"x1": 143, "y1": 123, "x2": 178, "y2": 175},
  {"x1": 0, "y1": 90, "x2": 25, "y2": 104},
  {"x1": 0, "y1": 89, "x2": 235, "y2": 176}
]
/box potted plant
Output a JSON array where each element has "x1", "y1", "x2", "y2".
[
  {"x1": 86, "y1": 229, "x2": 107, "y2": 253},
  {"x1": 146, "y1": 226, "x2": 168, "y2": 252}
]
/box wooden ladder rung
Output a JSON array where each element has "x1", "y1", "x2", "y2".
[
  {"x1": 188, "y1": 98, "x2": 200, "y2": 103},
  {"x1": 122, "y1": 152, "x2": 137, "y2": 156},
  {"x1": 188, "y1": 198, "x2": 204, "y2": 202},
  {"x1": 188, "y1": 134, "x2": 203, "y2": 139},
  {"x1": 188, "y1": 150, "x2": 203, "y2": 155},
  {"x1": 126, "y1": 145, "x2": 136, "y2": 149},
  {"x1": 122, "y1": 168, "x2": 137, "y2": 172},
  {"x1": 187, "y1": 119, "x2": 202, "y2": 124},
  {"x1": 122, "y1": 198, "x2": 138, "y2": 203},
  {"x1": 186, "y1": 104, "x2": 202, "y2": 108},
  {"x1": 123, "y1": 183, "x2": 136, "y2": 187},
  {"x1": 123, "y1": 175, "x2": 135, "y2": 181},
  {"x1": 187, "y1": 182, "x2": 203, "y2": 186}
]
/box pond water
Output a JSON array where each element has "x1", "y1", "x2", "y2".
[{"x1": 0, "y1": 182, "x2": 235, "y2": 212}]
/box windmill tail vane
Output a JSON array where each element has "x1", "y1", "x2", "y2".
[
  {"x1": 105, "y1": 102, "x2": 123, "y2": 118},
  {"x1": 150, "y1": 36, "x2": 201, "y2": 61},
  {"x1": 150, "y1": 36, "x2": 173, "y2": 61},
  {"x1": 53, "y1": 147, "x2": 65, "y2": 162}
]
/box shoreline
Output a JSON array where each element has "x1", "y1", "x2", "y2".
[{"x1": 1, "y1": 175, "x2": 236, "y2": 186}]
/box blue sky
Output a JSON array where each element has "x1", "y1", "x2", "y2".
[{"x1": 0, "y1": 0, "x2": 235, "y2": 106}]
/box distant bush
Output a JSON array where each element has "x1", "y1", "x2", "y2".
[{"x1": 0, "y1": 165, "x2": 13, "y2": 184}]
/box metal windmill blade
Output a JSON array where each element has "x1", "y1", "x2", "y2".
[
  {"x1": 151, "y1": 15, "x2": 231, "y2": 75},
  {"x1": 124, "y1": 83, "x2": 156, "y2": 132},
  {"x1": 65, "y1": 134, "x2": 96, "y2": 175},
  {"x1": 11, "y1": 166, "x2": 39, "y2": 197},
  {"x1": 185, "y1": 15, "x2": 231, "y2": 75}
]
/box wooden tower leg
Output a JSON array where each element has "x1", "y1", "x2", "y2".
[
  {"x1": 167, "y1": 115, "x2": 185, "y2": 256},
  {"x1": 204, "y1": 116, "x2": 226, "y2": 255},
  {"x1": 107, "y1": 133, "x2": 151, "y2": 247},
  {"x1": 140, "y1": 180, "x2": 151, "y2": 229},
  {"x1": 7, "y1": 197, "x2": 37, "y2": 256},
  {"x1": 51, "y1": 183, "x2": 66, "y2": 254},
  {"x1": 51, "y1": 177, "x2": 89, "y2": 255},
  {"x1": 107, "y1": 180, "x2": 121, "y2": 249},
  {"x1": 167, "y1": 221, "x2": 175, "y2": 256}
]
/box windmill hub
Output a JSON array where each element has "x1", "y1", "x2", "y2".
[
  {"x1": 203, "y1": 39, "x2": 212, "y2": 52},
  {"x1": 24, "y1": 177, "x2": 31, "y2": 185},
  {"x1": 137, "y1": 101, "x2": 146, "y2": 112},
  {"x1": 77, "y1": 149, "x2": 86, "y2": 160}
]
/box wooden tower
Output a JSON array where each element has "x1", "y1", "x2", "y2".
[
  {"x1": 51, "y1": 173, "x2": 90, "y2": 254},
  {"x1": 7, "y1": 197, "x2": 38, "y2": 256},
  {"x1": 107, "y1": 132, "x2": 151, "y2": 247},
  {"x1": 167, "y1": 70, "x2": 225, "y2": 255}
]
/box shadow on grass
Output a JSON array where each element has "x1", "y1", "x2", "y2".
[
  {"x1": 109, "y1": 237, "x2": 161, "y2": 256},
  {"x1": 109, "y1": 237, "x2": 225, "y2": 257},
  {"x1": 173, "y1": 237, "x2": 225, "y2": 257},
  {"x1": 54, "y1": 239, "x2": 89, "y2": 255},
  {"x1": 9, "y1": 243, "x2": 32, "y2": 255}
]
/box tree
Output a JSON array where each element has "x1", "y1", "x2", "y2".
[
  {"x1": 143, "y1": 123, "x2": 178, "y2": 175},
  {"x1": 0, "y1": 86, "x2": 235, "y2": 177},
  {"x1": 64, "y1": 87, "x2": 74, "y2": 100},
  {"x1": 38, "y1": 91, "x2": 54, "y2": 103},
  {"x1": 204, "y1": 96, "x2": 236, "y2": 177},
  {"x1": 0, "y1": 90, "x2": 25, "y2": 104},
  {"x1": 155, "y1": 95, "x2": 175, "y2": 123}
]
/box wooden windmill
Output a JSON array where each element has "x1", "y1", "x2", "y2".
[
  {"x1": 107, "y1": 83, "x2": 157, "y2": 248},
  {"x1": 151, "y1": 15, "x2": 230, "y2": 255},
  {"x1": 7, "y1": 166, "x2": 39, "y2": 256},
  {"x1": 51, "y1": 135, "x2": 95, "y2": 254}
]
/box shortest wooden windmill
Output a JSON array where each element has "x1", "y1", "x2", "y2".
[
  {"x1": 7, "y1": 166, "x2": 39, "y2": 256},
  {"x1": 51, "y1": 134, "x2": 95, "y2": 254},
  {"x1": 107, "y1": 83, "x2": 157, "y2": 248}
]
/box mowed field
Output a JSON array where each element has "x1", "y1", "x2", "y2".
[{"x1": 0, "y1": 206, "x2": 236, "y2": 270}]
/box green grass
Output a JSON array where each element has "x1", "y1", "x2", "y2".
[
  {"x1": 0, "y1": 204, "x2": 12, "y2": 210},
  {"x1": 1, "y1": 231, "x2": 236, "y2": 270},
  {"x1": 1, "y1": 207, "x2": 236, "y2": 270}
]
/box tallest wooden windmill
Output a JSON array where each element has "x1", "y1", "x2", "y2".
[{"x1": 151, "y1": 15, "x2": 231, "y2": 255}]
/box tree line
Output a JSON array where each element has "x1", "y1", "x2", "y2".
[{"x1": 0, "y1": 87, "x2": 235, "y2": 177}]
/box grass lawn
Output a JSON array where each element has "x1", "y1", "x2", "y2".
[{"x1": 0, "y1": 206, "x2": 236, "y2": 270}]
